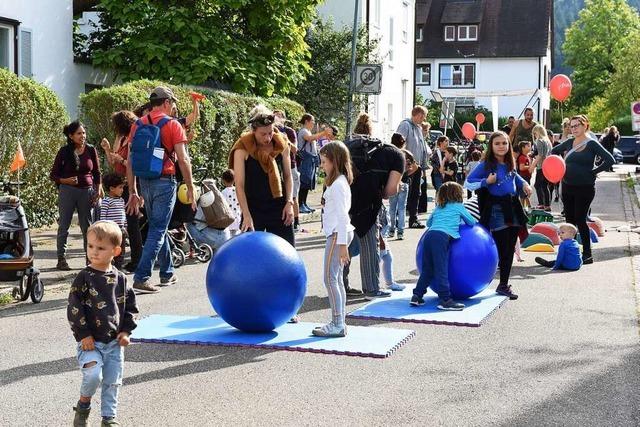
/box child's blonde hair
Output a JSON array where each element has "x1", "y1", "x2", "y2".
[
  {"x1": 319, "y1": 141, "x2": 353, "y2": 186},
  {"x1": 558, "y1": 222, "x2": 578, "y2": 238},
  {"x1": 436, "y1": 181, "x2": 464, "y2": 207},
  {"x1": 532, "y1": 124, "x2": 550, "y2": 142},
  {"x1": 88, "y1": 221, "x2": 122, "y2": 247}
]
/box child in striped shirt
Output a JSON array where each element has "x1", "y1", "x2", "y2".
[{"x1": 99, "y1": 173, "x2": 127, "y2": 269}]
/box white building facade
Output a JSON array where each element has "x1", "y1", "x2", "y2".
[
  {"x1": 415, "y1": 0, "x2": 553, "y2": 128},
  {"x1": 318, "y1": 0, "x2": 416, "y2": 140},
  {"x1": 0, "y1": 0, "x2": 111, "y2": 117}
]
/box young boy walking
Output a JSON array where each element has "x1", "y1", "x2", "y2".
[{"x1": 68, "y1": 221, "x2": 138, "y2": 426}]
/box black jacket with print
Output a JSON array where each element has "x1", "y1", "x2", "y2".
[{"x1": 67, "y1": 267, "x2": 139, "y2": 343}]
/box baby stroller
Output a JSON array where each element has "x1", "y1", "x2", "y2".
[{"x1": 0, "y1": 181, "x2": 44, "y2": 303}]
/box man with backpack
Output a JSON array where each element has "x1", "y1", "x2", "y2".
[
  {"x1": 346, "y1": 134, "x2": 404, "y2": 298},
  {"x1": 126, "y1": 86, "x2": 196, "y2": 293}
]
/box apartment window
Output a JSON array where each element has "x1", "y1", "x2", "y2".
[
  {"x1": 373, "y1": 0, "x2": 381, "y2": 28},
  {"x1": 458, "y1": 25, "x2": 478, "y2": 41},
  {"x1": 0, "y1": 24, "x2": 15, "y2": 72},
  {"x1": 415, "y1": 64, "x2": 431, "y2": 85},
  {"x1": 416, "y1": 24, "x2": 423, "y2": 42},
  {"x1": 402, "y1": 1, "x2": 409, "y2": 43},
  {"x1": 388, "y1": 17, "x2": 394, "y2": 64},
  {"x1": 439, "y1": 64, "x2": 475, "y2": 88},
  {"x1": 444, "y1": 25, "x2": 455, "y2": 42}
]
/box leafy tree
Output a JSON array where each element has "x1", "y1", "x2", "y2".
[
  {"x1": 81, "y1": 0, "x2": 320, "y2": 96},
  {"x1": 290, "y1": 18, "x2": 380, "y2": 134},
  {"x1": 563, "y1": 0, "x2": 640, "y2": 108}
]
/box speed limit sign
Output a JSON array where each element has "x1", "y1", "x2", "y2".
[{"x1": 354, "y1": 64, "x2": 382, "y2": 94}]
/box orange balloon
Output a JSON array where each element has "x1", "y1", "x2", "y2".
[
  {"x1": 542, "y1": 155, "x2": 566, "y2": 184},
  {"x1": 461, "y1": 122, "x2": 476, "y2": 140},
  {"x1": 549, "y1": 74, "x2": 572, "y2": 102},
  {"x1": 475, "y1": 113, "x2": 486, "y2": 125},
  {"x1": 190, "y1": 91, "x2": 206, "y2": 101}
]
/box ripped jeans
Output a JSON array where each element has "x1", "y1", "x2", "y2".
[{"x1": 76, "y1": 339, "x2": 124, "y2": 418}]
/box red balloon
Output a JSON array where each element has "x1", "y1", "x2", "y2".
[
  {"x1": 461, "y1": 122, "x2": 476, "y2": 140},
  {"x1": 549, "y1": 74, "x2": 572, "y2": 102},
  {"x1": 475, "y1": 113, "x2": 486, "y2": 125},
  {"x1": 542, "y1": 155, "x2": 566, "y2": 184}
]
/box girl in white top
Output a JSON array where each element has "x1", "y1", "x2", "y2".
[{"x1": 313, "y1": 141, "x2": 354, "y2": 338}]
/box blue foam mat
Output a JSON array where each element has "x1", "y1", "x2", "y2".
[
  {"x1": 347, "y1": 288, "x2": 507, "y2": 327},
  {"x1": 131, "y1": 315, "x2": 415, "y2": 358}
]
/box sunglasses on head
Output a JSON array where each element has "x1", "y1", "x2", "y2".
[{"x1": 249, "y1": 114, "x2": 275, "y2": 127}]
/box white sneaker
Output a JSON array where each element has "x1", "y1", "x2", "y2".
[
  {"x1": 312, "y1": 322, "x2": 346, "y2": 337},
  {"x1": 388, "y1": 282, "x2": 406, "y2": 291}
]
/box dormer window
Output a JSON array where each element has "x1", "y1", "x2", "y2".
[
  {"x1": 444, "y1": 25, "x2": 455, "y2": 41},
  {"x1": 458, "y1": 25, "x2": 478, "y2": 41}
]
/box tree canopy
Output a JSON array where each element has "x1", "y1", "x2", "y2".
[
  {"x1": 563, "y1": 0, "x2": 640, "y2": 108},
  {"x1": 81, "y1": 0, "x2": 321, "y2": 96}
]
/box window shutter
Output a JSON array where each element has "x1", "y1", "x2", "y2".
[{"x1": 20, "y1": 29, "x2": 32, "y2": 77}]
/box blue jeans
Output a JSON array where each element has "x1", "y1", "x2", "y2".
[
  {"x1": 380, "y1": 248, "x2": 395, "y2": 286},
  {"x1": 431, "y1": 173, "x2": 444, "y2": 192},
  {"x1": 186, "y1": 223, "x2": 231, "y2": 251},
  {"x1": 76, "y1": 340, "x2": 124, "y2": 418},
  {"x1": 388, "y1": 182, "x2": 408, "y2": 234},
  {"x1": 134, "y1": 177, "x2": 176, "y2": 283},
  {"x1": 413, "y1": 230, "x2": 452, "y2": 300}
]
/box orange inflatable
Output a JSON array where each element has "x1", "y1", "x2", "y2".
[{"x1": 530, "y1": 222, "x2": 561, "y2": 245}]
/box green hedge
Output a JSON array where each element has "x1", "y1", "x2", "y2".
[
  {"x1": 0, "y1": 68, "x2": 68, "y2": 228},
  {"x1": 78, "y1": 80, "x2": 305, "y2": 180}
]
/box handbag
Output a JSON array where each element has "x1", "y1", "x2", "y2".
[{"x1": 200, "y1": 180, "x2": 235, "y2": 229}]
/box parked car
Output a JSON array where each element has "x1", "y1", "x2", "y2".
[
  {"x1": 613, "y1": 147, "x2": 623, "y2": 164},
  {"x1": 428, "y1": 130, "x2": 444, "y2": 148},
  {"x1": 616, "y1": 135, "x2": 640, "y2": 164}
]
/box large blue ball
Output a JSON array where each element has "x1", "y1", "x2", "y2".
[
  {"x1": 416, "y1": 224, "x2": 498, "y2": 299},
  {"x1": 206, "y1": 232, "x2": 307, "y2": 332}
]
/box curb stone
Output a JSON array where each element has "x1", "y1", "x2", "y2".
[{"x1": 624, "y1": 172, "x2": 640, "y2": 331}]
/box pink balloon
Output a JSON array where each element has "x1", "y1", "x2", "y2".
[
  {"x1": 550, "y1": 74, "x2": 572, "y2": 102},
  {"x1": 542, "y1": 155, "x2": 566, "y2": 184},
  {"x1": 475, "y1": 113, "x2": 486, "y2": 125},
  {"x1": 461, "y1": 122, "x2": 476, "y2": 140}
]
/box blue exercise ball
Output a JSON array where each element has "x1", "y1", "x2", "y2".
[
  {"x1": 416, "y1": 224, "x2": 498, "y2": 299},
  {"x1": 206, "y1": 232, "x2": 307, "y2": 332}
]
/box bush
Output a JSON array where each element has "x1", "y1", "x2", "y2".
[
  {"x1": 78, "y1": 80, "x2": 305, "y2": 180},
  {"x1": 0, "y1": 68, "x2": 69, "y2": 227}
]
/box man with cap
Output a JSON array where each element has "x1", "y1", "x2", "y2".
[{"x1": 126, "y1": 86, "x2": 196, "y2": 293}]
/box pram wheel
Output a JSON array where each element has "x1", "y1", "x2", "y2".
[
  {"x1": 196, "y1": 243, "x2": 213, "y2": 263},
  {"x1": 30, "y1": 275, "x2": 44, "y2": 303},
  {"x1": 171, "y1": 247, "x2": 186, "y2": 268}
]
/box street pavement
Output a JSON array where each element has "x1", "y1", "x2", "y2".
[{"x1": 1, "y1": 168, "x2": 639, "y2": 426}]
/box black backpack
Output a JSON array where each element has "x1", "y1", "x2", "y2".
[{"x1": 344, "y1": 135, "x2": 387, "y2": 178}]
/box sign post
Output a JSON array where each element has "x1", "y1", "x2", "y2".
[
  {"x1": 632, "y1": 101, "x2": 640, "y2": 132},
  {"x1": 440, "y1": 100, "x2": 455, "y2": 135}
]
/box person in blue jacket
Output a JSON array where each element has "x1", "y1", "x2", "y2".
[
  {"x1": 534, "y1": 223, "x2": 582, "y2": 270},
  {"x1": 465, "y1": 131, "x2": 533, "y2": 300},
  {"x1": 410, "y1": 182, "x2": 477, "y2": 311}
]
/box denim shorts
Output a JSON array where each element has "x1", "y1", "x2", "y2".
[{"x1": 489, "y1": 204, "x2": 520, "y2": 232}]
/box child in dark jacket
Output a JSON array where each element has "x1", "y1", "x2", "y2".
[
  {"x1": 67, "y1": 221, "x2": 138, "y2": 426},
  {"x1": 535, "y1": 223, "x2": 583, "y2": 270}
]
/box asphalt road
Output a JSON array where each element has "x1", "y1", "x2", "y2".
[{"x1": 1, "y1": 169, "x2": 639, "y2": 426}]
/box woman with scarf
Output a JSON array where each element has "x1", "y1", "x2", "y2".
[{"x1": 230, "y1": 106, "x2": 295, "y2": 247}]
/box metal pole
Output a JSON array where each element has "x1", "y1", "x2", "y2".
[{"x1": 345, "y1": 0, "x2": 360, "y2": 137}]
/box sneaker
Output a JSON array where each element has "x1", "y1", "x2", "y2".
[
  {"x1": 388, "y1": 282, "x2": 406, "y2": 291},
  {"x1": 345, "y1": 287, "x2": 363, "y2": 296},
  {"x1": 133, "y1": 280, "x2": 160, "y2": 294},
  {"x1": 73, "y1": 406, "x2": 91, "y2": 427},
  {"x1": 582, "y1": 256, "x2": 594, "y2": 265},
  {"x1": 159, "y1": 274, "x2": 178, "y2": 286},
  {"x1": 56, "y1": 258, "x2": 71, "y2": 271},
  {"x1": 364, "y1": 290, "x2": 392, "y2": 300},
  {"x1": 534, "y1": 257, "x2": 555, "y2": 268},
  {"x1": 409, "y1": 220, "x2": 426, "y2": 229},
  {"x1": 397, "y1": 232, "x2": 404, "y2": 240},
  {"x1": 386, "y1": 229, "x2": 395, "y2": 239},
  {"x1": 312, "y1": 322, "x2": 346, "y2": 337},
  {"x1": 101, "y1": 417, "x2": 120, "y2": 426},
  {"x1": 303, "y1": 203, "x2": 316, "y2": 212},
  {"x1": 437, "y1": 299, "x2": 465, "y2": 311},
  {"x1": 496, "y1": 284, "x2": 518, "y2": 300},
  {"x1": 410, "y1": 295, "x2": 425, "y2": 306}
]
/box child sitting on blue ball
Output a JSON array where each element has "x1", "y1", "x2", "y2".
[
  {"x1": 411, "y1": 182, "x2": 477, "y2": 311},
  {"x1": 535, "y1": 223, "x2": 582, "y2": 271}
]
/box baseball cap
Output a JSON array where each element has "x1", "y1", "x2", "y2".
[{"x1": 149, "y1": 86, "x2": 178, "y2": 102}]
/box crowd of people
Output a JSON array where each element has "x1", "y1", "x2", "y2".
[{"x1": 58, "y1": 87, "x2": 619, "y2": 425}]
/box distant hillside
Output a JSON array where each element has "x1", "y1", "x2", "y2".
[{"x1": 554, "y1": 0, "x2": 640, "y2": 74}]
